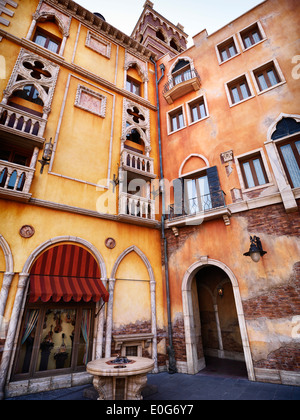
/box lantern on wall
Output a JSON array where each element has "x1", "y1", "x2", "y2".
[
  {"x1": 243, "y1": 236, "x2": 267, "y2": 263},
  {"x1": 39, "y1": 137, "x2": 53, "y2": 174}
]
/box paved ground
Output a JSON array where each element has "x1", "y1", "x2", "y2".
[
  {"x1": 5, "y1": 358, "x2": 300, "y2": 401},
  {"x1": 5, "y1": 374, "x2": 300, "y2": 401}
]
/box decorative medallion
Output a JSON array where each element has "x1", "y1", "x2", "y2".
[
  {"x1": 19, "y1": 225, "x2": 35, "y2": 238},
  {"x1": 105, "y1": 237, "x2": 116, "y2": 249}
]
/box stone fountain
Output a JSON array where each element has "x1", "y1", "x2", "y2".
[{"x1": 86, "y1": 355, "x2": 154, "y2": 400}]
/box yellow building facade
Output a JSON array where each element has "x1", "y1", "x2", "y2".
[{"x1": 0, "y1": 0, "x2": 299, "y2": 399}]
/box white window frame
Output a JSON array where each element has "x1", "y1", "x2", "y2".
[
  {"x1": 237, "y1": 20, "x2": 267, "y2": 52},
  {"x1": 185, "y1": 94, "x2": 209, "y2": 126},
  {"x1": 167, "y1": 104, "x2": 187, "y2": 135},
  {"x1": 224, "y1": 72, "x2": 255, "y2": 107},
  {"x1": 250, "y1": 59, "x2": 286, "y2": 95},
  {"x1": 215, "y1": 34, "x2": 241, "y2": 65},
  {"x1": 235, "y1": 148, "x2": 274, "y2": 192}
]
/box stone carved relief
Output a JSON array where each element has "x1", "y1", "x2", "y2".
[
  {"x1": 75, "y1": 85, "x2": 107, "y2": 118},
  {"x1": 124, "y1": 52, "x2": 148, "y2": 83},
  {"x1": 34, "y1": 2, "x2": 71, "y2": 37},
  {"x1": 2, "y1": 48, "x2": 59, "y2": 115},
  {"x1": 122, "y1": 98, "x2": 151, "y2": 153},
  {"x1": 86, "y1": 31, "x2": 111, "y2": 59}
]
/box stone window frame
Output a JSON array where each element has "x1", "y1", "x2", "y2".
[
  {"x1": 237, "y1": 20, "x2": 267, "y2": 52},
  {"x1": 166, "y1": 104, "x2": 187, "y2": 135},
  {"x1": 224, "y1": 72, "x2": 255, "y2": 108},
  {"x1": 250, "y1": 59, "x2": 286, "y2": 96},
  {"x1": 215, "y1": 34, "x2": 241, "y2": 65},
  {"x1": 85, "y1": 30, "x2": 112, "y2": 59},
  {"x1": 74, "y1": 85, "x2": 107, "y2": 118},
  {"x1": 235, "y1": 148, "x2": 274, "y2": 193},
  {"x1": 185, "y1": 94, "x2": 209, "y2": 126}
]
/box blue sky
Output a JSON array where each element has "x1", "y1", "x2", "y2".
[{"x1": 75, "y1": 0, "x2": 265, "y2": 45}]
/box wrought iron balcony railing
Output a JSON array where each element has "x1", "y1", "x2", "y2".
[{"x1": 168, "y1": 190, "x2": 226, "y2": 221}]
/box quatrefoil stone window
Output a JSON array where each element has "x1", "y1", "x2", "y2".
[
  {"x1": 23, "y1": 61, "x2": 52, "y2": 80},
  {"x1": 127, "y1": 106, "x2": 145, "y2": 124}
]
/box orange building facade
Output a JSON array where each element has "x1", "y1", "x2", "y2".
[{"x1": 0, "y1": 0, "x2": 299, "y2": 399}]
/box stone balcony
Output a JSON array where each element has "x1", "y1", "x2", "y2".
[
  {"x1": 119, "y1": 192, "x2": 156, "y2": 221},
  {"x1": 0, "y1": 160, "x2": 35, "y2": 202},
  {"x1": 121, "y1": 149, "x2": 156, "y2": 180},
  {"x1": 0, "y1": 103, "x2": 46, "y2": 148},
  {"x1": 162, "y1": 68, "x2": 201, "y2": 105}
]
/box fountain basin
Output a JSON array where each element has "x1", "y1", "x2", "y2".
[{"x1": 86, "y1": 357, "x2": 154, "y2": 400}]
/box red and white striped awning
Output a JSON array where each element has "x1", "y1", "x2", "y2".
[{"x1": 29, "y1": 244, "x2": 109, "y2": 303}]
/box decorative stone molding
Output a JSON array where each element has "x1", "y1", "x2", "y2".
[
  {"x1": 35, "y1": 2, "x2": 71, "y2": 37},
  {"x1": 85, "y1": 30, "x2": 111, "y2": 59},
  {"x1": 122, "y1": 98, "x2": 151, "y2": 154},
  {"x1": 2, "y1": 48, "x2": 59, "y2": 116},
  {"x1": 74, "y1": 84, "x2": 107, "y2": 118}
]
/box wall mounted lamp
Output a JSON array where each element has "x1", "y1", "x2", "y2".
[
  {"x1": 39, "y1": 137, "x2": 53, "y2": 174},
  {"x1": 243, "y1": 236, "x2": 267, "y2": 263},
  {"x1": 217, "y1": 287, "x2": 224, "y2": 298}
]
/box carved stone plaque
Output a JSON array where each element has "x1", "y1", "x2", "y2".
[{"x1": 19, "y1": 225, "x2": 35, "y2": 238}]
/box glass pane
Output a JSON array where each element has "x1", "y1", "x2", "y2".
[
  {"x1": 267, "y1": 69, "x2": 278, "y2": 86},
  {"x1": 178, "y1": 113, "x2": 184, "y2": 128},
  {"x1": 252, "y1": 31, "x2": 261, "y2": 43},
  {"x1": 192, "y1": 106, "x2": 198, "y2": 122},
  {"x1": 244, "y1": 36, "x2": 252, "y2": 48},
  {"x1": 15, "y1": 309, "x2": 39, "y2": 374},
  {"x1": 243, "y1": 162, "x2": 255, "y2": 188},
  {"x1": 183, "y1": 70, "x2": 192, "y2": 81},
  {"x1": 36, "y1": 309, "x2": 76, "y2": 372},
  {"x1": 171, "y1": 116, "x2": 178, "y2": 131},
  {"x1": 231, "y1": 87, "x2": 240, "y2": 103},
  {"x1": 296, "y1": 141, "x2": 300, "y2": 156},
  {"x1": 228, "y1": 45, "x2": 236, "y2": 57},
  {"x1": 48, "y1": 40, "x2": 59, "y2": 53},
  {"x1": 198, "y1": 175, "x2": 212, "y2": 211},
  {"x1": 258, "y1": 74, "x2": 268, "y2": 90},
  {"x1": 186, "y1": 179, "x2": 199, "y2": 214},
  {"x1": 221, "y1": 50, "x2": 228, "y2": 61},
  {"x1": 240, "y1": 83, "x2": 249, "y2": 99},
  {"x1": 34, "y1": 35, "x2": 46, "y2": 47},
  {"x1": 280, "y1": 144, "x2": 300, "y2": 188},
  {"x1": 77, "y1": 309, "x2": 92, "y2": 366},
  {"x1": 253, "y1": 159, "x2": 267, "y2": 185},
  {"x1": 199, "y1": 103, "x2": 207, "y2": 118}
]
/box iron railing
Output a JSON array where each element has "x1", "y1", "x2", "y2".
[{"x1": 168, "y1": 190, "x2": 226, "y2": 221}]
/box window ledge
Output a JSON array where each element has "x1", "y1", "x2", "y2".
[
  {"x1": 229, "y1": 94, "x2": 255, "y2": 108},
  {"x1": 241, "y1": 182, "x2": 274, "y2": 194},
  {"x1": 166, "y1": 206, "x2": 231, "y2": 228},
  {"x1": 188, "y1": 115, "x2": 209, "y2": 127},
  {"x1": 168, "y1": 125, "x2": 186, "y2": 136},
  {"x1": 256, "y1": 81, "x2": 286, "y2": 96},
  {"x1": 242, "y1": 38, "x2": 266, "y2": 52},
  {"x1": 218, "y1": 52, "x2": 241, "y2": 66}
]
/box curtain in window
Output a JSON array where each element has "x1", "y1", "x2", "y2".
[
  {"x1": 21, "y1": 309, "x2": 39, "y2": 345},
  {"x1": 81, "y1": 310, "x2": 91, "y2": 365},
  {"x1": 280, "y1": 144, "x2": 300, "y2": 188},
  {"x1": 267, "y1": 70, "x2": 277, "y2": 86},
  {"x1": 198, "y1": 176, "x2": 211, "y2": 210},
  {"x1": 258, "y1": 74, "x2": 268, "y2": 90},
  {"x1": 35, "y1": 35, "x2": 46, "y2": 47},
  {"x1": 253, "y1": 159, "x2": 267, "y2": 185},
  {"x1": 48, "y1": 40, "x2": 59, "y2": 53}
]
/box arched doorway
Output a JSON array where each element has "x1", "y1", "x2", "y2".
[
  {"x1": 196, "y1": 266, "x2": 247, "y2": 377},
  {"x1": 10, "y1": 243, "x2": 109, "y2": 381},
  {"x1": 182, "y1": 258, "x2": 255, "y2": 381}
]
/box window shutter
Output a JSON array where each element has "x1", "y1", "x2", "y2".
[
  {"x1": 173, "y1": 178, "x2": 184, "y2": 216},
  {"x1": 206, "y1": 166, "x2": 224, "y2": 208}
]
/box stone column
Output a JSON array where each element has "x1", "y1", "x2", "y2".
[
  {"x1": 95, "y1": 278, "x2": 108, "y2": 359},
  {"x1": 0, "y1": 273, "x2": 28, "y2": 400},
  {"x1": 105, "y1": 278, "x2": 116, "y2": 358},
  {"x1": 150, "y1": 280, "x2": 158, "y2": 373},
  {"x1": 0, "y1": 272, "x2": 14, "y2": 320}
]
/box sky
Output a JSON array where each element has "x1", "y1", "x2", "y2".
[{"x1": 74, "y1": 0, "x2": 265, "y2": 46}]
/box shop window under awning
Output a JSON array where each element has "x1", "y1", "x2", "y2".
[{"x1": 29, "y1": 275, "x2": 109, "y2": 303}]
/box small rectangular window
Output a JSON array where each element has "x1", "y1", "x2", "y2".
[
  {"x1": 189, "y1": 98, "x2": 207, "y2": 123},
  {"x1": 253, "y1": 62, "x2": 281, "y2": 92},
  {"x1": 277, "y1": 136, "x2": 300, "y2": 188},
  {"x1": 33, "y1": 29, "x2": 61, "y2": 54},
  {"x1": 240, "y1": 154, "x2": 269, "y2": 189},
  {"x1": 169, "y1": 107, "x2": 185, "y2": 132},
  {"x1": 227, "y1": 76, "x2": 251, "y2": 105},
  {"x1": 240, "y1": 23, "x2": 263, "y2": 49},
  {"x1": 217, "y1": 37, "x2": 238, "y2": 63},
  {"x1": 126, "y1": 77, "x2": 141, "y2": 96}
]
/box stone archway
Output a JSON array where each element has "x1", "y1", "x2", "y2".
[{"x1": 182, "y1": 258, "x2": 255, "y2": 381}]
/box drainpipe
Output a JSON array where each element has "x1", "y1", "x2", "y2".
[{"x1": 150, "y1": 57, "x2": 177, "y2": 374}]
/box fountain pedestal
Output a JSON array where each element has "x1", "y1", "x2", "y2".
[{"x1": 86, "y1": 357, "x2": 154, "y2": 400}]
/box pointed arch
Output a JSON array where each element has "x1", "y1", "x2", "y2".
[
  {"x1": 111, "y1": 245, "x2": 154, "y2": 282},
  {"x1": 267, "y1": 113, "x2": 300, "y2": 142},
  {"x1": 35, "y1": 12, "x2": 70, "y2": 37},
  {"x1": 0, "y1": 234, "x2": 13, "y2": 273}
]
